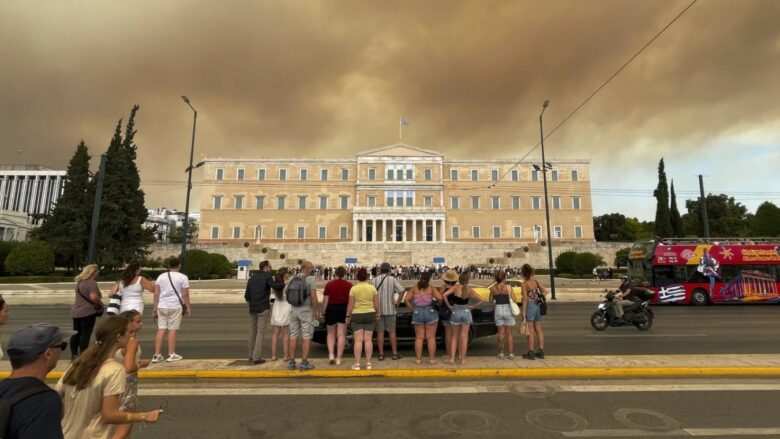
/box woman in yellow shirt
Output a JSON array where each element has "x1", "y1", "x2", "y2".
[{"x1": 346, "y1": 268, "x2": 379, "y2": 371}]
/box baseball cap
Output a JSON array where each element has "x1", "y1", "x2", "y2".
[
  {"x1": 7, "y1": 323, "x2": 71, "y2": 356},
  {"x1": 380, "y1": 262, "x2": 391, "y2": 273}
]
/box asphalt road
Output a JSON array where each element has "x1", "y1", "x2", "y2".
[
  {"x1": 122, "y1": 379, "x2": 780, "y2": 438},
  {"x1": 4, "y1": 303, "x2": 779, "y2": 358}
]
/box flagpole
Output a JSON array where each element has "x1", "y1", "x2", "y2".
[{"x1": 399, "y1": 116, "x2": 402, "y2": 142}]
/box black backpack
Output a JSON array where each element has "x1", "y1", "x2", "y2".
[
  {"x1": 0, "y1": 381, "x2": 53, "y2": 438},
  {"x1": 285, "y1": 275, "x2": 310, "y2": 306}
]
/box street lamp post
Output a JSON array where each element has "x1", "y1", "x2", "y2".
[
  {"x1": 539, "y1": 99, "x2": 556, "y2": 300},
  {"x1": 180, "y1": 96, "x2": 197, "y2": 270}
]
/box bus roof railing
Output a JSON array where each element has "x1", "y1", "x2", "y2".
[{"x1": 655, "y1": 237, "x2": 780, "y2": 245}]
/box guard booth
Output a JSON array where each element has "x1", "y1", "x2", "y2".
[
  {"x1": 345, "y1": 257, "x2": 358, "y2": 267},
  {"x1": 237, "y1": 259, "x2": 252, "y2": 280}
]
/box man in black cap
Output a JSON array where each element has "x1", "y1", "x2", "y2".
[
  {"x1": 0, "y1": 323, "x2": 68, "y2": 439},
  {"x1": 372, "y1": 262, "x2": 404, "y2": 361}
]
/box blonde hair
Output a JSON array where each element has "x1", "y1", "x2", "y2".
[{"x1": 75, "y1": 264, "x2": 99, "y2": 282}]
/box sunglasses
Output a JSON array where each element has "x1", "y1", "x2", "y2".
[
  {"x1": 444, "y1": 281, "x2": 456, "y2": 285},
  {"x1": 50, "y1": 342, "x2": 68, "y2": 351}
]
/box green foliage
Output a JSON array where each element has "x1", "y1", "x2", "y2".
[
  {"x1": 683, "y1": 194, "x2": 751, "y2": 237},
  {"x1": 207, "y1": 253, "x2": 232, "y2": 279},
  {"x1": 614, "y1": 247, "x2": 631, "y2": 268},
  {"x1": 5, "y1": 241, "x2": 55, "y2": 276},
  {"x1": 669, "y1": 180, "x2": 685, "y2": 237},
  {"x1": 653, "y1": 158, "x2": 673, "y2": 238},
  {"x1": 554, "y1": 251, "x2": 577, "y2": 274},
  {"x1": 0, "y1": 242, "x2": 18, "y2": 275},
  {"x1": 167, "y1": 219, "x2": 198, "y2": 244},
  {"x1": 181, "y1": 249, "x2": 211, "y2": 279},
  {"x1": 572, "y1": 252, "x2": 604, "y2": 276},
  {"x1": 593, "y1": 214, "x2": 655, "y2": 242},
  {"x1": 751, "y1": 202, "x2": 780, "y2": 236}
]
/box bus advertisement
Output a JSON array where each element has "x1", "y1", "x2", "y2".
[{"x1": 627, "y1": 239, "x2": 780, "y2": 306}]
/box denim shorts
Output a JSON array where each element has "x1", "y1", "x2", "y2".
[
  {"x1": 525, "y1": 301, "x2": 542, "y2": 322},
  {"x1": 494, "y1": 304, "x2": 516, "y2": 326},
  {"x1": 450, "y1": 305, "x2": 473, "y2": 325},
  {"x1": 412, "y1": 305, "x2": 439, "y2": 325}
]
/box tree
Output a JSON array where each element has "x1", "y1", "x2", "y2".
[
  {"x1": 751, "y1": 202, "x2": 780, "y2": 236},
  {"x1": 168, "y1": 219, "x2": 198, "y2": 244},
  {"x1": 5, "y1": 241, "x2": 55, "y2": 275},
  {"x1": 614, "y1": 247, "x2": 631, "y2": 268},
  {"x1": 554, "y1": 251, "x2": 577, "y2": 274},
  {"x1": 181, "y1": 249, "x2": 211, "y2": 279},
  {"x1": 669, "y1": 180, "x2": 685, "y2": 237},
  {"x1": 653, "y1": 158, "x2": 673, "y2": 238},
  {"x1": 683, "y1": 194, "x2": 751, "y2": 237},
  {"x1": 31, "y1": 141, "x2": 93, "y2": 272},
  {"x1": 572, "y1": 252, "x2": 604, "y2": 276},
  {"x1": 0, "y1": 242, "x2": 18, "y2": 275}
]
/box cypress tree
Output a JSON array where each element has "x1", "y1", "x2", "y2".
[
  {"x1": 669, "y1": 179, "x2": 685, "y2": 237},
  {"x1": 653, "y1": 158, "x2": 673, "y2": 239}
]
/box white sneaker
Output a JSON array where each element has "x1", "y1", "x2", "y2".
[
  {"x1": 166, "y1": 353, "x2": 183, "y2": 362},
  {"x1": 151, "y1": 354, "x2": 165, "y2": 363}
]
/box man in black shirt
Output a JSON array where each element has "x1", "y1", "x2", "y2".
[
  {"x1": 0, "y1": 323, "x2": 68, "y2": 439},
  {"x1": 244, "y1": 260, "x2": 285, "y2": 365}
]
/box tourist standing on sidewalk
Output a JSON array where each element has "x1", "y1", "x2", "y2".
[
  {"x1": 438, "y1": 270, "x2": 458, "y2": 364},
  {"x1": 270, "y1": 268, "x2": 291, "y2": 362},
  {"x1": 489, "y1": 270, "x2": 517, "y2": 360},
  {"x1": 0, "y1": 295, "x2": 8, "y2": 360},
  {"x1": 372, "y1": 262, "x2": 404, "y2": 361},
  {"x1": 521, "y1": 264, "x2": 547, "y2": 360},
  {"x1": 112, "y1": 310, "x2": 151, "y2": 439},
  {"x1": 0, "y1": 323, "x2": 68, "y2": 439},
  {"x1": 442, "y1": 273, "x2": 484, "y2": 364},
  {"x1": 152, "y1": 257, "x2": 190, "y2": 363},
  {"x1": 116, "y1": 262, "x2": 155, "y2": 315},
  {"x1": 57, "y1": 316, "x2": 162, "y2": 439},
  {"x1": 322, "y1": 266, "x2": 352, "y2": 365},
  {"x1": 244, "y1": 260, "x2": 285, "y2": 365},
  {"x1": 287, "y1": 260, "x2": 320, "y2": 371},
  {"x1": 346, "y1": 268, "x2": 379, "y2": 370},
  {"x1": 405, "y1": 272, "x2": 442, "y2": 365},
  {"x1": 71, "y1": 264, "x2": 104, "y2": 360}
]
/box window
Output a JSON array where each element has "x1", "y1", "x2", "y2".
[
  {"x1": 320, "y1": 196, "x2": 328, "y2": 210},
  {"x1": 321, "y1": 169, "x2": 328, "y2": 181},
  {"x1": 406, "y1": 191, "x2": 413, "y2": 207},
  {"x1": 531, "y1": 169, "x2": 538, "y2": 181},
  {"x1": 254, "y1": 226, "x2": 263, "y2": 239},
  {"x1": 512, "y1": 196, "x2": 520, "y2": 210},
  {"x1": 297, "y1": 227, "x2": 305, "y2": 239},
  {"x1": 491, "y1": 196, "x2": 500, "y2": 209},
  {"x1": 341, "y1": 169, "x2": 349, "y2": 181},
  {"x1": 339, "y1": 226, "x2": 348, "y2": 239},
  {"x1": 396, "y1": 192, "x2": 403, "y2": 206},
  {"x1": 387, "y1": 193, "x2": 394, "y2": 207},
  {"x1": 277, "y1": 195, "x2": 286, "y2": 210},
  {"x1": 232, "y1": 226, "x2": 241, "y2": 239},
  {"x1": 367, "y1": 196, "x2": 376, "y2": 207},
  {"x1": 532, "y1": 196, "x2": 541, "y2": 210},
  {"x1": 451, "y1": 196, "x2": 459, "y2": 209},
  {"x1": 234, "y1": 195, "x2": 244, "y2": 210},
  {"x1": 215, "y1": 168, "x2": 224, "y2": 181},
  {"x1": 318, "y1": 226, "x2": 326, "y2": 239},
  {"x1": 255, "y1": 196, "x2": 265, "y2": 209},
  {"x1": 471, "y1": 169, "x2": 478, "y2": 181},
  {"x1": 513, "y1": 226, "x2": 522, "y2": 238},
  {"x1": 471, "y1": 196, "x2": 480, "y2": 209},
  {"x1": 472, "y1": 226, "x2": 480, "y2": 239},
  {"x1": 493, "y1": 226, "x2": 501, "y2": 238},
  {"x1": 575, "y1": 226, "x2": 583, "y2": 238},
  {"x1": 300, "y1": 169, "x2": 308, "y2": 181},
  {"x1": 511, "y1": 169, "x2": 519, "y2": 181},
  {"x1": 340, "y1": 195, "x2": 349, "y2": 210},
  {"x1": 554, "y1": 226, "x2": 562, "y2": 238},
  {"x1": 211, "y1": 226, "x2": 219, "y2": 239},
  {"x1": 552, "y1": 196, "x2": 561, "y2": 210},
  {"x1": 279, "y1": 169, "x2": 287, "y2": 181},
  {"x1": 551, "y1": 170, "x2": 558, "y2": 181},
  {"x1": 237, "y1": 169, "x2": 245, "y2": 180},
  {"x1": 406, "y1": 168, "x2": 413, "y2": 180},
  {"x1": 298, "y1": 196, "x2": 307, "y2": 210},
  {"x1": 396, "y1": 169, "x2": 403, "y2": 180},
  {"x1": 213, "y1": 196, "x2": 222, "y2": 210},
  {"x1": 533, "y1": 225, "x2": 542, "y2": 238},
  {"x1": 424, "y1": 196, "x2": 433, "y2": 207},
  {"x1": 424, "y1": 169, "x2": 432, "y2": 181},
  {"x1": 572, "y1": 196, "x2": 581, "y2": 210},
  {"x1": 491, "y1": 169, "x2": 499, "y2": 181},
  {"x1": 451, "y1": 169, "x2": 458, "y2": 181},
  {"x1": 387, "y1": 168, "x2": 394, "y2": 180},
  {"x1": 571, "y1": 170, "x2": 579, "y2": 181},
  {"x1": 276, "y1": 226, "x2": 284, "y2": 239},
  {"x1": 368, "y1": 168, "x2": 376, "y2": 180},
  {"x1": 452, "y1": 226, "x2": 460, "y2": 239},
  {"x1": 258, "y1": 169, "x2": 266, "y2": 180}
]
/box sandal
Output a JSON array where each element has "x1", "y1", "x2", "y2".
[
  {"x1": 429, "y1": 359, "x2": 438, "y2": 365},
  {"x1": 378, "y1": 354, "x2": 385, "y2": 361},
  {"x1": 392, "y1": 354, "x2": 401, "y2": 360},
  {"x1": 366, "y1": 362, "x2": 373, "y2": 370},
  {"x1": 415, "y1": 359, "x2": 423, "y2": 365},
  {"x1": 351, "y1": 363, "x2": 361, "y2": 371}
]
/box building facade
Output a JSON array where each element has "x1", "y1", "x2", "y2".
[
  {"x1": 198, "y1": 144, "x2": 594, "y2": 252},
  {"x1": 0, "y1": 165, "x2": 66, "y2": 225}
]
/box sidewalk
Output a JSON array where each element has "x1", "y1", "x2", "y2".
[{"x1": 4, "y1": 354, "x2": 780, "y2": 379}]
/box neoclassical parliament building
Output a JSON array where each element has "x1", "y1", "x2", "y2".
[{"x1": 196, "y1": 144, "x2": 594, "y2": 266}]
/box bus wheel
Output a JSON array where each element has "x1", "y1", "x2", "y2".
[{"x1": 690, "y1": 289, "x2": 710, "y2": 306}]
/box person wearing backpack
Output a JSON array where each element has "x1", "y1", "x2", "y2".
[
  {"x1": 151, "y1": 257, "x2": 191, "y2": 363},
  {"x1": 0, "y1": 323, "x2": 68, "y2": 439},
  {"x1": 286, "y1": 260, "x2": 320, "y2": 371}
]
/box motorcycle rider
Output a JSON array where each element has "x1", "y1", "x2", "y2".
[{"x1": 612, "y1": 279, "x2": 650, "y2": 322}]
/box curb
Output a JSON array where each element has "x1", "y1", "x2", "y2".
[{"x1": 6, "y1": 367, "x2": 780, "y2": 380}]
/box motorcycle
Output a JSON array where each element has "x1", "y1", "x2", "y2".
[{"x1": 590, "y1": 288, "x2": 654, "y2": 331}]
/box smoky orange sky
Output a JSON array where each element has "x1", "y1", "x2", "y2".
[{"x1": 1, "y1": 0, "x2": 779, "y2": 220}]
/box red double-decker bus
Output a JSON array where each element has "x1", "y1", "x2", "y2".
[{"x1": 627, "y1": 238, "x2": 780, "y2": 305}]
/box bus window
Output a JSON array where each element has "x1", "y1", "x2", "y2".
[
  {"x1": 652, "y1": 266, "x2": 676, "y2": 287},
  {"x1": 686, "y1": 266, "x2": 709, "y2": 284}
]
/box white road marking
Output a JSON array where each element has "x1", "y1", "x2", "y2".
[
  {"x1": 139, "y1": 386, "x2": 509, "y2": 396},
  {"x1": 586, "y1": 334, "x2": 708, "y2": 337},
  {"x1": 686, "y1": 428, "x2": 780, "y2": 436},
  {"x1": 564, "y1": 428, "x2": 780, "y2": 437},
  {"x1": 559, "y1": 384, "x2": 780, "y2": 392}
]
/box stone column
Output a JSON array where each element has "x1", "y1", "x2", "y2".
[
  {"x1": 402, "y1": 219, "x2": 407, "y2": 242},
  {"x1": 391, "y1": 219, "x2": 396, "y2": 242},
  {"x1": 441, "y1": 217, "x2": 447, "y2": 243},
  {"x1": 377, "y1": 219, "x2": 383, "y2": 242},
  {"x1": 412, "y1": 219, "x2": 417, "y2": 242},
  {"x1": 432, "y1": 219, "x2": 438, "y2": 242}
]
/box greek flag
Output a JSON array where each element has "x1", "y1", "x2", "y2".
[
  {"x1": 658, "y1": 285, "x2": 686, "y2": 303},
  {"x1": 400, "y1": 118, "x2": 410, "y2": 127}
]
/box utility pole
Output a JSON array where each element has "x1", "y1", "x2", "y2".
[
  {"x1": 539, "y1": 100, "x2": 556, "y2": 300},
  {"x1": 87, "y1": 154, "x2": 107, "y2": 263},
  {"x1": 699, "y1": 174, "x2": 710, "y2": 239},
  {"x1": 180, "y1": 96, "x2": 198, "y2": 271}
]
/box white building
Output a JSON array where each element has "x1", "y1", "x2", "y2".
[
  {"x1": 0, "y1": 165, "x2": 66, "y2": 225},
  {"x1": 0, "y1": 210, "x2": 32, "y2": 241},
  {"x1": 144, "y1": 208, "x2": 200, "y2": 243}
]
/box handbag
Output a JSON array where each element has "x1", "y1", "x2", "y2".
[
  {"x1": 106, "y1": 282, "x2": 122, "y2": 316},
  {"x1": 77, "y1": 284, "x2": 104, "y2": 317},
  {"x1": 535, "y1": 287, "x2": 548, "y2": 316},
  {"x1": 518, "y1": 319, "x2": 528, "y2": 335},
  {"x1": 509, "y1": 300, "x2": 521, "y2": 317}
]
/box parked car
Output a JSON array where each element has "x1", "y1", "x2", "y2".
[{"x1": 472, "y1": 278, "x2": 523, "y2": 301}]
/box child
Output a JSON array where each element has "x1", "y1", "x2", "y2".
[{"x1": 113, "y1": 310, "x2": 151, "y2": 439}]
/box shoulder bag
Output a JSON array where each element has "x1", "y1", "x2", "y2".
[
  {"x1": 167, "y1": 272, "x2": 188, "y2": 314},
  {"x1": 535, "y1": 283, "x2": 548, "y2": 316},
  {"x1": 508, "y1": 285, "x2": 521, "y2": 317},
  {"x1": 106, "y1": 281, "x2": 123, "y2": 316}
]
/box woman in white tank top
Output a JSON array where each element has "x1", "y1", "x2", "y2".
[{"x1": 116, "y1": 262, "x2": 156, "y2": 314}]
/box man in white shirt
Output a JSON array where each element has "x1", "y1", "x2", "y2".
[{"x1": 152, "y1": 257, "x2": 191, "y2": 363}]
